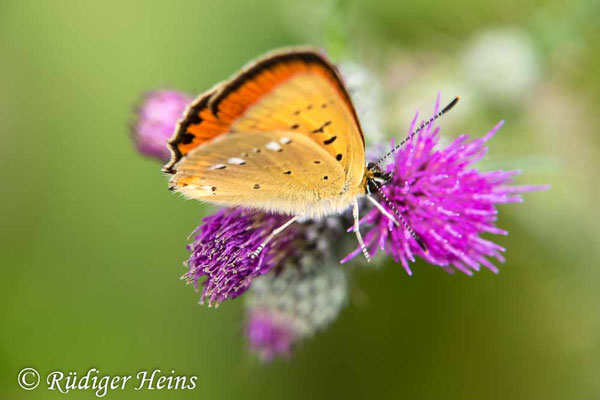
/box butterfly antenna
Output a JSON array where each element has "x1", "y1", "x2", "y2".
[
  {"x1": 375, "y1": 96, "x2": 460, "y2": 167},
  {"x1": 370, "y1": 180, "x2": 427, "y2": 253}
]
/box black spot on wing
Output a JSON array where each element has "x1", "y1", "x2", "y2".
[
  {"x1": 284, "y1": 170, "x2": 292, "y2": 175},
  {"x1": 181, "y1": 133, "x2": 195, "y2": 145},
  {"x1": 254, "y1": 184, "x2": 260, "y2": 189},
  {"x1": 291, "y1": 124, "x2": 300, "y2": 129},
  {"x1": 324, "y1": 136, "x2": 337, "y2": 145},
  {"x1": 312, "y1": 121, "x2": 331, "y2": 134},
  {"x1": 336, "y1": 153, "x2": 343, "y2": 161}
]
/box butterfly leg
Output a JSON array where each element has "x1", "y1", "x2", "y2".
[
  {"x1": 353, "y1": 199, "x2": 371, "y2": 263},
  {"x1": 368, "y1": 181, "x2": 428, "y2": 253},
  {"x1": 366, "y1": 195, "x2": 400, "y2": 227},
  {"x1": 250, "y1": 216, "x2": 299, "y2": 259}
]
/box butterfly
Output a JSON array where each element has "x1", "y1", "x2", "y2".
[{"x1": 164, "y1": 47, "x2": 458, "y2": 260}]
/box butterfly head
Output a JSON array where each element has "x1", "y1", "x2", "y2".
[{"x1": 365, "y1": 162, "x2": 392, "y2": 194}]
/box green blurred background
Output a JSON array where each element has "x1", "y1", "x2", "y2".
[{"x1": 1, "y1": 0, "x2": 599, "y2": 399}]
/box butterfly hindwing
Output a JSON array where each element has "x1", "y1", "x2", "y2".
[{"x1": 171, "y1": 131, "x2": 349, "y2": 218}]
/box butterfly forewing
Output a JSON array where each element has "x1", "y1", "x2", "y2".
[{"x1": 165, "y1": 47, "x2": 367, "y2": 217}]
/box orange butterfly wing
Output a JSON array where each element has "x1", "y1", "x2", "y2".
[{"x1": 164, "y1": 47, "x2": 365, "y2": 191}]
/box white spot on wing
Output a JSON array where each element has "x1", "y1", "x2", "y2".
[
  {"x1": 266, "y1": 141, "x2": 282, "y2": 151},
  {"x1": 279, "y1": 137, "x2": 291, "y2": 144},
  {"x1": 208, "y1": 164, "x2": 226, "y2": 170},
  {"x1": 200, "y1": 186, "x2": 212, "y2": 190},
  {"x1": 227, "y1": 157, "x2": 246, "y2": 165}
]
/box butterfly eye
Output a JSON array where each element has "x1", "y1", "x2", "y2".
[{"x1": 366, "y1": 164, "x2": 393, "y2": 193}]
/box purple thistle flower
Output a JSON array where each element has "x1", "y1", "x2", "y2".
[
  {"x1": 244, "y1": 259, "x2": 348, "y2": 361},
  {"x1": 184, "y1": 208, "x2": 299, "y2": 306},
  {"x1": 245, "y1": 312, "x2": 295, "y2": 361},
  {"x1": 133, "y1": 90, "x2": 191, "y2": 161},
  {"x1": 342, "y1": 97, "x2": 548, "y2": 275}
]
